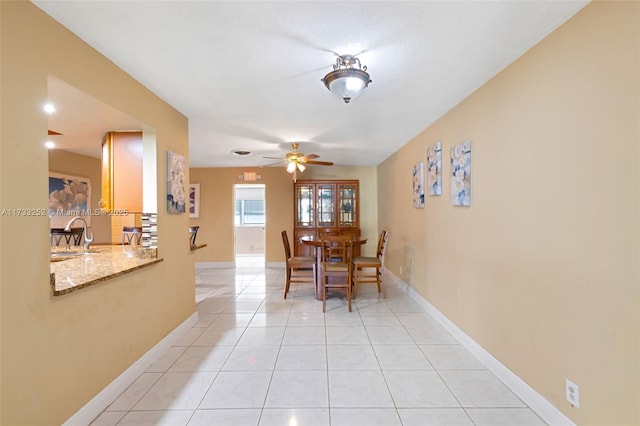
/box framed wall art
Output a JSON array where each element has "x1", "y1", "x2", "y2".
[
  {"x1": 48, "y1": 172, "x2": 91, "y2": 227},
  {"x1": 427, "y1": 141, "x2": 442, "y2": 196},
  {"x1": 189, "y1": 183, "x2": 200, "y2": 218},
  {"x1": 412, "y1": 162, "x2": 425, "y2": 208},
  {"x1": 451, "y1": 140, "x2": 472, "y2": 206},
  {"x1": 167, "y1": 151, "x2": 186, "y2": 214}
]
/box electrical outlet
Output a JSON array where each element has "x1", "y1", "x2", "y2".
[{"x1": 566, "y1": 379, "x2": 580, "y2": 408}]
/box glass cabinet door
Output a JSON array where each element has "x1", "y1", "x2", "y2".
[
  {"x1": 316, "y1": 184, "x2": 336, "y2": 227},
  {"x1": 295, "y1": 184, "x2": 315, "y2": 227},
  {"x1": 338, "y1": 184, "x2": 357, "y2": 227}
]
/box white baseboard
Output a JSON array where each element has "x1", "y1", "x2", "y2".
[
  {"x1": 63, "y1": 312, "x2": 199, "y2": 426},
  {"x1": 196, "y1": 261, "x2": 284, "y2": 269},
  {"x1": 196, "y1": 261, "x2": 234, "y2": 269},
  {"x1": 197, "y1": 261, "x2": 285, "y2": 269},
  {"x1": 387, "y1": 272, "x2": 575, "y2": 426}
]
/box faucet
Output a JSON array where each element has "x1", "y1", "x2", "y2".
[{"x1": 64, "y1": 217, "x2": 94, "y2": 251}]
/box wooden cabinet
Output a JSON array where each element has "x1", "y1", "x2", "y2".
[
  {"x1": 100, "y1": 131, "x2": 143, "y2": 212},
  {"x1": 293, "y1": 180, "x2": 360, "y2": 256}
]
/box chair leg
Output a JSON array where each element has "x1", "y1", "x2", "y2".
[
  {"x1": 347, "y1": 275, "x2": 352, "y2": 312},
  {"x1": 312, "y1": 264, "x2": 317, "y2": 298},
  {"x1": 352, "y1": 267, "x2": 359, "y2": 299},
  {"x1": 322, "y1": 275, "x2": 326, "y2": 313},
  {"x1": 284, "y1": 268, "x2": 291, "y2": 299},
  {"x1": 352, "y1": 267, "x2": 356, "y2": 299},
  {"x1": 375, "y1": 266, "x2": 382, "y2": 293}
]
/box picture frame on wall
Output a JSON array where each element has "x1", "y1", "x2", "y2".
[
  {"x1": 451, "y1": 140, "x2": 472, "y2": 206},
  {"x1": 427, "y1": 141, "x2": 442, "y2": 196},
  {"x1": 412, "y1": 162, "x2": 425, "y2": 208},
  {"x1": 189, "y1": 183, "x2": 200, "y2": 218},
  {"x1": 167, "y1": 150, "x2": 186, "y2": 214},
  {"x1": 48, "y1": 172, "x2": 91, "y2": 228}
]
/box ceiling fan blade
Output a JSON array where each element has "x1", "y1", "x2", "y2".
[
  {"x1": 262, "y1": 156, "x2": 285, "y2": 160},
  {"x1": 305, "y1": 160, "x2": 334, "y2": 166},
  {"x1": 261, "y1": 160, "x2": 285, "y2": 167},
  {"x1": 300, "y1": 154, "x2": 319, "y2": 162}
]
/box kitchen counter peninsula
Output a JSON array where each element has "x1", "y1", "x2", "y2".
[{"x1": 49, "y1": 244, "x2": 163, "y2": 296}]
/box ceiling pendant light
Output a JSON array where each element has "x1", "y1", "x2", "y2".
[{"x1": 321, "y1": 55, "x2": 372, "y2": 104}]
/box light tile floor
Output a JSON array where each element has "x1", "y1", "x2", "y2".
[{"x1": 91, "y1": 255, "x2": 547, "y2": 426}]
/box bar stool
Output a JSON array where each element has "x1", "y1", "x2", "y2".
[
  {"x1": 189, "y1": 226, "x2": 200, "y2": 246},
  {"x1": 50, "y1": 228, "x2": 84, "y2": 250},
  {"x1": 122, "y1": 226, "x2": 142, "y2": 246}
]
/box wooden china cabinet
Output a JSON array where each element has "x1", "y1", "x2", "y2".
[{"x1": 293, "y1": 179, "x2": 360, "y2": 257}]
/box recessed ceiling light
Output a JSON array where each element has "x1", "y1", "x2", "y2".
[
  {"x1": 231, "y1": 149, "x2": 253, "y2": 157},
  {"x1": 45, "y1": 141, "x2": 55, "y2": 149},
  {"x1": 43, "y1": 103, "x2": 56, "y2": 114}
]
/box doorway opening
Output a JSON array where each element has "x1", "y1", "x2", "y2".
[{"x1": 233, "y1": 184, "x2": 266, "y2": 266}]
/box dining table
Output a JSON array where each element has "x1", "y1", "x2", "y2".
[{"x1": 299, "y1": 234, "x2": 368, "y2": 300}]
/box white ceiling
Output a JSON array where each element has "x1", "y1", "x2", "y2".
[
  {"x1": 46, "y1": 76, "x2": 145, "y2": 158},
  {"x1": 35, "y1": 1, "x2": 588, "y2": 168}
]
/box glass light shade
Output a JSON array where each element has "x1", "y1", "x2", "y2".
[
  {"x1": 322, "y1": 68, "x2": 371, "y2": 103},
  {"x1": 297, "y1": 163, "x2": 306, "y2": 172},
  {"x1": 287, "y1": 161, "x2": 297, "y2": 173}
]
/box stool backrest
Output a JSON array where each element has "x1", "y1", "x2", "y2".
[
  {"x1": 122, "y1": 226, "x2": 142, "y2": 246},
  {"x1": 50, "y1": 228, "x2": 83, "y2": 248},
  {"x1": 189, "y1": 226, "x2": 200, "y2": 246}
]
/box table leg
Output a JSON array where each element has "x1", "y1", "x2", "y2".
[{"x1": 314, "y1": 246, "x2": 322, "y2": 300}]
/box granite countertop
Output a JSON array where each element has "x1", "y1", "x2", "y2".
[{"x1": 49, "y1": 245, "x2": 163, "y2": 296}]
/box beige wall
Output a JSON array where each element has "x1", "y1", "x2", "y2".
[
  {"x1": 0, "y1": 2, "x2": 193, "y2": 425},
  {"x1": 189, "y1": 167, "x2": 290, "y2": 264},
  {"x1": 48, "y1": 150, "x2": 111, "y2": 244},
  {"x1": 189, "y1": 166, "x2": 378, "y2": 263},
  {"x1": 377, "y1": 2, "x2": 639, "y2": 425},
  {"x1": 235, "y1": 226, "x2": 265, "y2": 255}
]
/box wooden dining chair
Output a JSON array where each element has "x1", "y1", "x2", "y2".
[
  {"x1": 320, "y1": 235, "x2": 354, "y2": 312},
  {"x1": 318, "y1": 227, "x2": 340, "y2": 239},
  {"x1": 320, "y1": 234, "x2": 353, "y2": 262},
  {"x1": 352, "y1": 230, "x2": 389, "y2": 299},
  {"x1": 281, "y1": 230, "x2": 316, "y2": 299}
]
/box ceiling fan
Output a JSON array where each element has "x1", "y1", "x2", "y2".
[{"x1": 263, "y1": 143, "x2": 333, "y2": 181}]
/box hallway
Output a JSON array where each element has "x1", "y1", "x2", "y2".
[{"x1": 90, "y1": 256, "x2": 546, "y2": 425}]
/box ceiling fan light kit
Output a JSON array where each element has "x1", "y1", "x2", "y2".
[
  {"x1": 322, "y1": 55, "x2": 372, "y2": 104},
  {"x1": 263, "y1": 142, "x2": 334, "y2": 182}
]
